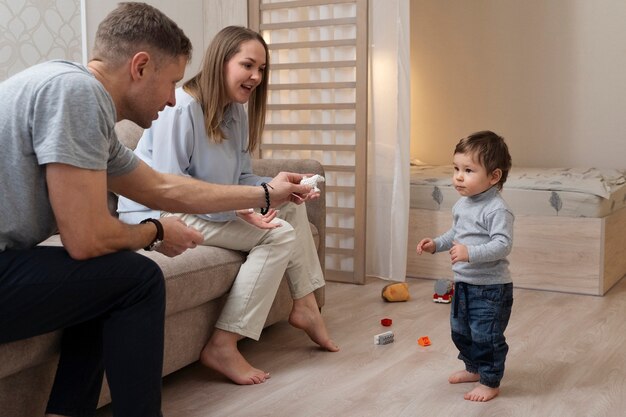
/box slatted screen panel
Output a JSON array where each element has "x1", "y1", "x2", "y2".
[{"x1": 249, "y1": 0, "x2": 367, "y2": 284}]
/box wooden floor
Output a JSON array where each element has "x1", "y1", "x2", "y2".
[{"x1": 96, "y1": 276, "x2": 626, "y2": 417}]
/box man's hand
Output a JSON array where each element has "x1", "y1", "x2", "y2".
[
  {"x1": 155, "y1": 216, "x2": 204, "y2": 257},
  {"x1": 267, "y1": 172, "x2": 315, "y2": 206},
  {"x1": 236, "y1": 208, "x2": 281, "y2": 230}
]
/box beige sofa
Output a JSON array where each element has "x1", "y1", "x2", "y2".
[{"x1": 0, "y1": 121, "x2": 326, "y2": 416}]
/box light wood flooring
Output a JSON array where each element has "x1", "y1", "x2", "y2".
[{"x1": 96, "y1": 276, "x2": 626, "y2": 417}]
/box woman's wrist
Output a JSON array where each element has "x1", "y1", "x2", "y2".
[{"x1": 260, "y1": 182, "x2": 272, "y2": 214}]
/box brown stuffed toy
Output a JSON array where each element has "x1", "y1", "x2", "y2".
[{"x1": 381, "y1": 282, "x2": 410, "y2": 302}]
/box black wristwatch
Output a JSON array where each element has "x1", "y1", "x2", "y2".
[{"x1": 140, "y1": 218, "x2": 164, "y2": 251}]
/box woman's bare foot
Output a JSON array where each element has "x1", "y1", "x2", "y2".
[
  {"x1": 448, "y1": 369, "x2": 480, "y2": 384},
  {"x1": 200, "y1": 329, "x2": 270, "y2": 385},
  {"x1": 289, "y1": 293, "x2": 339, "y2": 352},
  {"x1": 464, "y1": 384, "x2": 500, "y2": 402}
]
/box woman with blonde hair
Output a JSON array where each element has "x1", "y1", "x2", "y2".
[{"x1": 118, "y1": 26, "x2": 338, "y2": 385}]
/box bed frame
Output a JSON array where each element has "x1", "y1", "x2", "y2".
[{"x1": 406, "y1": 206, "x2": 626, "y2": 296}]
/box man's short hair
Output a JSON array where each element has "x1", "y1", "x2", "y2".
[{"x1": 92, "y1": 2, "x2": 192, "y2": 67}]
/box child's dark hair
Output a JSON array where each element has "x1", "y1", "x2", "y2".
[{"x1": 454, "y1": 130, "x2": 512, "y2": 190}]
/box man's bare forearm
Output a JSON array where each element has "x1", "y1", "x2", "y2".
[
  {"x1": 149, "y1": 173, "x2": 266, "y2": 214},
  {"x1": 109, "y1": 162, "x2": 267, "y2": 214},
  {"x1": 109, "y1": 161, "x2": 311, "y2": 216}
]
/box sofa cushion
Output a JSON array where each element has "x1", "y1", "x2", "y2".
[
  {"x1": 0, "y1": 332, "x2": 60, "y2": 379},
  {"x1": 142, "y1": 246, "x2": 244, "y2": 315}
]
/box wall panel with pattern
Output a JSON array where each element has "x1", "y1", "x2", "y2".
[{"x1": 0, "y1": 0, "x2": 82, "y2": 79}]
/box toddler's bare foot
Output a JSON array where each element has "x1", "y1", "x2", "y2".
[
  {"x1": 289, "y1": 293, "x2": 339, "y2": 352},
  {"x1": 464, "y1": 384, "x2": 500, "y2": 402},
  {"x1": 200, "y1": 330, "x2": 270, "y2": 385},
  {"x1": 448, "y1": 369, "x2": 480, "y2": 384}
]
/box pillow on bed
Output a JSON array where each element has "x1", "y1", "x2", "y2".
[
  {"x1": 410, "y1": 158, "x2": 426, "y2": 166},
  {"x1": 410, "y1": 165, "x2": 626, "y2": 199},
  {"x1": 409, "y1": 165, "x2": 454, "y2": 185},
  {"x1": 506, "y1": 167, "x2": 625, "y2": 199}
]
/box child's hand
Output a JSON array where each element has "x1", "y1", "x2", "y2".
[
  {"x1": 416, "y1": 238, "x2": 436, "y2": 255},
  {"x1": 449, "y1": 241, "x2": 469, "y2": 264}
]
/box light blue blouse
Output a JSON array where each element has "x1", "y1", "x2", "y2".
[{"x1": 117, "y1": 87, "x2": 271, "y2": 224}]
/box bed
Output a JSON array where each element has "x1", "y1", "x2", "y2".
[{"x1": 406, "y1": 165, "x2": 626, "y2": 295}]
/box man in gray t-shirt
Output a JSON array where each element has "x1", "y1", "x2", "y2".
[
  {"x1": 0, "y1": 4, "x2": 313, "y2": 417},
  {"x1": 0, "y1": 60, "x2": 137, "y2": 251}
]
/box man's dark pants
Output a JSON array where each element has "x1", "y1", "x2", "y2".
[{"x1": 0, "y1": 246, "x2": 166, "y2": 417}]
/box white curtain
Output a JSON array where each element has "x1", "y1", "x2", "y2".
[{"x1": 366, "y1": 0, "x2": 411, "y2": 282}]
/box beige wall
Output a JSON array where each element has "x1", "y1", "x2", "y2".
[
  {"x1": 0, "y1": 1, "x2": 247, "y2": 82},
  {"x1": 85, "y1": 0, "x2": 247, "y2": 82},
  {"x1": 410, "y1": 0, "x2": 626, "y2": 168},
  {"x1": 0, "y1": 0, "x2": 82, "y2": 79}
]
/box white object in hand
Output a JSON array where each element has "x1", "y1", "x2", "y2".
[{"x1": 300, "y1": 174, "x2": 325, "y2": 192}]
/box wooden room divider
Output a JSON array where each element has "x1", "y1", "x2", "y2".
[{"x1": 249, "y1": 0, "x2": 368, "y2": 284}]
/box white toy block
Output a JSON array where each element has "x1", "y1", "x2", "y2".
[
  {"x1": 300, "y1": 174, "x2": 325, "y2": 192},
  {"x1": 374, "y1": 330, "x2": 394, "y2": 345}
]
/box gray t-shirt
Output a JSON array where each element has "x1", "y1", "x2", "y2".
[{"x1": 0, "y1": 60, "x2": 138, "y2": 251}]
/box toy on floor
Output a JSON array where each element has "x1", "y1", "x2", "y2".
[
  {"x1": 374, "y1": 331, "x2": 394, "y2": 345},
  {"x1": 381, "y1": 282, "x2": 410, "y2": 302},
  {"x1": 380, "y1": 318, "x2": 392, "y2": 326},
  {"x1": 300, "y1": 174, "x2": 325, "y2": 192},
  {"x1": 433, "y1": 279, "x2": 454, "y2": 304},
  {"x1": 417, "y1": 336, "x2": 431, "y2": 346}
]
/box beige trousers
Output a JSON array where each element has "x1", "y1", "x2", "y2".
[{"x1": 165, "y1": 202, "x2": 325, "y2": 340}]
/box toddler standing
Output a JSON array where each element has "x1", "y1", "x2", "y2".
[{"x1": 416, "y1": 130, "x2": 514, "y2": 402}]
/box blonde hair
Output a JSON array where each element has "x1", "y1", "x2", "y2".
[{"x1": 183, "y1": 26, "x2": 269, "y2": 152}]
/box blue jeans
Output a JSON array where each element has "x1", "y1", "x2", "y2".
[
  {"x1": 0, "y1": 246, "x2": 165, "y2": 417},
  {"x1": 451, "y1": 282, "x2": 513, "y2": 388}
]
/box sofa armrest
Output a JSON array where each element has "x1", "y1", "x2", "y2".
[{"x1": 251, "y1": 158, "x2": 326, "y2": 274}]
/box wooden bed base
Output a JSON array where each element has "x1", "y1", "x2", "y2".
[{"x1": 406, "y1": 207, "x2": 626, "y2": 296}]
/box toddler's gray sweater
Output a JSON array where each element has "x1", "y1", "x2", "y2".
[{"x1": 433, "y1": 186, "x2": 514, "y2": 285}]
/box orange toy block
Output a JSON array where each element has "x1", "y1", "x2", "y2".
[{"x1": 417, "y1": 336, "x2": 431, "y2": 346}]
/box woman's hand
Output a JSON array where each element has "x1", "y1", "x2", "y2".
[{"x1": 236, "y1": 208, "x2": 282, "y2": 229}]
